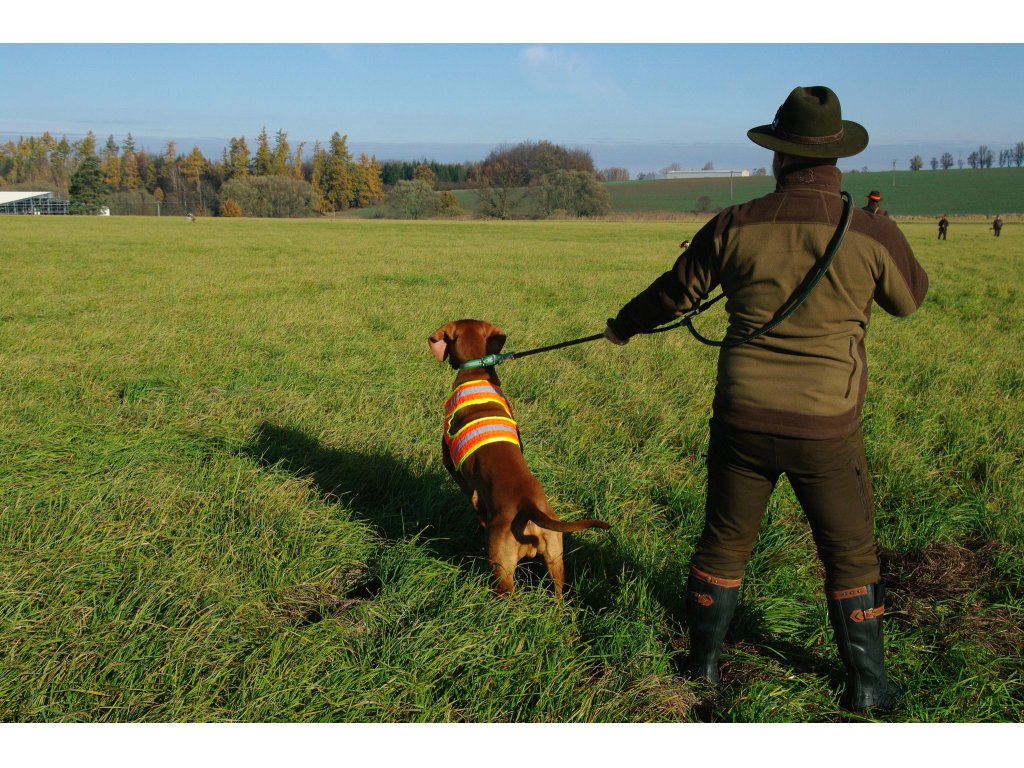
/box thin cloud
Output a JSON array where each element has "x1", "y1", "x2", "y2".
[{"x1": 520, "y1": 45, "x2": 623, "y2": 98}]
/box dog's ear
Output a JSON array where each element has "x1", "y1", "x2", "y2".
[
  {"x1": 484, "y1": 323, "x2": 506, "y2": 355},
  {"x1": 428, "y1": 322, "x2": 458, "y2": 363}
]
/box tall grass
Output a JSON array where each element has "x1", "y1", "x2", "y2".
[{"x1": 1, "y1": 216, "x2": 1021, "y2": 723}]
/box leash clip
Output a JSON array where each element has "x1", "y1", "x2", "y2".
[{"x1": 458, "y1": 352, "x2": 516, "y2": 370}]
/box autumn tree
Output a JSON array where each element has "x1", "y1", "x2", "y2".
[
  {"x1": 141, "y1": 152, "x2": 158, "y2": 193},
  {"x1": 387, "y1": 179, "x2": 440, "y2": 219},
  {"x1": 181, "y1": 146, "x2": 208, "y2": 210},
  {"x1": 273, "y1": 130, "x2": 291, "y2": 176},
  {"x1": 477, "y1": 140, "x2": 597, "y2": 219},
  {"x1": 413, "y1": 163, "x2": 436, "y2": 189},
  {"x1": 314, "y1": 132, "x2": 354, "y2": 212},
  {"x1": 218, "y1": 175, "x2": 314, "y2": 217},
  {"x1": 909, "y1": 155, "x2": 923, "y2": 171},
  {"x1": 351, "y1": 153, "x2": 384, "y2": 207},
  {"x1": 598, "y1": 167, "x2": 629, "y2": 182},
  {"x1": 75, "y1": 132, "x2": 97, "y2": 163},
  {"x1": 252, "y1": 127, "x2": 274, "y2": 176},
  {"x1": 291, "y1": 142, "x2": 306, "y2": 180},
  {"x1": 940, "y1": 152, "x2": 954, "y2": 170},
  {"x1": 228, "y1": 136, "x2": 250, "y2": 179},
  {"x1": 120, "y1": 133, "x2": 140, "y2": 190},
  {"x1": 159, "y1": 140, "x2": 184, "y2": 206},
  {"x1": 101, "y1": 135, "x2": 121, "y2": 189},
  {"x1": 534, "y1": 169, "x2": 611, "y2": 217}
]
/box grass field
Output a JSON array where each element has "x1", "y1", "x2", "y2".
[
  {"x1": 1, "y1": 215, "x2": 1021, "y2": 725},
  {"x1": 440, "y1": 167, "x2": 1024, "y2": 219},
  {"x1": 606, "y1": 167, "x2": 1024, "y2": 218}
]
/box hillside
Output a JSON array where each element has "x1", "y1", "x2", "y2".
[{"x1": 437, "y1": 167, "x2": 1023, "y2": 219}]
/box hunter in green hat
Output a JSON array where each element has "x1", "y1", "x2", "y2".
[{"x1": 604, "y1": 85, "x2": 928, "y2": 713}]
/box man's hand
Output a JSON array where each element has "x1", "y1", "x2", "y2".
[{"x1": 604, "y1": 320, "x2": 627, "y2": 346}]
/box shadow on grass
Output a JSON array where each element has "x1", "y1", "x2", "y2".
[{"x1": 242, "y1": 421, "x2": 490, "y2": 586}]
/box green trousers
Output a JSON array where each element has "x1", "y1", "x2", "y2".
[{"x1": 691, "y1": 419, "x2": 880, "y2": 591}]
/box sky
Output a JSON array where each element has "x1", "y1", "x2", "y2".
[{"x1": 3, "y1": 3, "x2": 1022, "y2": 175}]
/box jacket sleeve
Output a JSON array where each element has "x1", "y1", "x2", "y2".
[
  {"x1": 610, "y1": 220, "x2": 720, "y2": 340},
  {"x1": 874, "y1": 225, "x2": 929, "y2": 317}
]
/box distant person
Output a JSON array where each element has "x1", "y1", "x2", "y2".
[
  {"x1": 938, "y1": 214, "x2": 949, "y2": 240},
  {"x1": 992, "y1": 215, "x2": 1003, "y2": 237},
  {"x1": 680, "y1": 239, "x2": 691, "y2": 251},
  {"x1": 863, "y1": 191, "x2": 888, "y2": 217}
]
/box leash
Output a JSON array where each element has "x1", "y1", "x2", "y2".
[
  {"x1": 457, "y1": 332, "x2": 606, "y2": 370},
  {"x1": 458, "y1": 191, "x2": 854, "y2": 369}
]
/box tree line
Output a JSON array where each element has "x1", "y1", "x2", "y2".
[
  {"x1": 909, "y1": 142, "x2": 1024, "y2": 171},
  {"x1": 1, "y1": 132, "x2": 612, "y2": 219}
]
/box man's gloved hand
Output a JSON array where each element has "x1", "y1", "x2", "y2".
[{"x1": 604, "y1": 319, "x2": 627, "y2": 346}]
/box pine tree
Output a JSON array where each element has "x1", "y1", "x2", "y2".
[
  {"x1": 253, "y1": 127, "x2": 274, "y2": 176},
  {"x1": 309, "y1": 141, "x2": 327, "y2": 212},
  {"x1": 101, "y1": 134, "x2": 121, "y2": 189},
  {"x1": 69, "y1": 155, "x2": 105, "y2": 214},
  {"x1": 322, "y1": 132, "x2": 353, "y2": 211},
  {"x1": 273, "y1": 129, "x2": 290, "y2": 176},
  {"x1": 228, "y1": 137, "x2": 250, "y2": 179},
  {"x1": 121, "y1": 133, "x2": 140, "y2": 190},
  {"x1": 353, "y1": 153, "x2": 384, "y2": 207},
  {"x1": 292, "y1": 142, "x2": 306, "y2": 181}
]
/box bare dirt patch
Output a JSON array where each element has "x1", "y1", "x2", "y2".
[
  {"x1": 272, "y1": 563, "x2": 381, "y2": 626},
  {"x1": 882, "y1": 540, "x2": 1023, "y2": 658}
]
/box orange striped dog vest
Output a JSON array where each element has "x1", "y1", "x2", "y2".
[{"x1": 443, "y1": 380, "x2": 521, "y2": 471}]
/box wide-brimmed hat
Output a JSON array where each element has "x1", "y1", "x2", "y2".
[
  {"x1": 747, "y1": 86, "x2": 868, "y2": 159},
  {"x1": 868, "y1": 191, "x2": 882, "y2": 201}
]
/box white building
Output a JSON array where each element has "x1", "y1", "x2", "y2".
[
  {"x1": 665, "y1": 169, "x2": 750, "y2": 180},
  {"x1": 0, "y1": 191, "x2": 71, "y2": 215}
]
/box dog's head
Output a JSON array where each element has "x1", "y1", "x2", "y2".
[{"x1": 428, "y1": 319, "x2": 507, "y2": 369}]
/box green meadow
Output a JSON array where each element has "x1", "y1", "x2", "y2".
[
  {"x1": 1, "y1": 215, "x2": 1021, "y2": 722},
  {"x1": 443, "y1": 167, "x2": 1023, "y2": 219}
]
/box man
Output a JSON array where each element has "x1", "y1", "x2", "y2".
[
  {"x1": 992, "y1": 215, "x2": 1003, "y2": 237},
  {"x1": 938, "y1": 214, "x2": 949, "y2": 240},
  {"x1": 863, "y1": 190, "x2": 888, "y2": 217},
  {"x1": 604, "y1": 86, "x2": 928, "y2": 713}
]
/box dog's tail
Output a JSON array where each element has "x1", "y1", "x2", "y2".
[{"x1": 522, "y1": 503, "x2": 611, "y2": 533}]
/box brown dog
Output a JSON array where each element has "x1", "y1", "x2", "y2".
[{"x1": 428, "y1": 319, "x2": 610, "y2": 596}]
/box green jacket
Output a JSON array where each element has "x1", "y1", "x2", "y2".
[{"x1": 611, "y1": 163, "x2": 929, "y2": 439}]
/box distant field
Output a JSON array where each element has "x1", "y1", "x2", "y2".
[
  {"x1": 441, "y1": 167, "x2": 1024, "y2": 219},
  {"x1": 1, "y1": 216, "x2": 1021, "y2": 723}
]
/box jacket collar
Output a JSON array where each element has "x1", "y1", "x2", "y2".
[{"x1": 775, "y1": 163, "x2": 842, "y2": 194}]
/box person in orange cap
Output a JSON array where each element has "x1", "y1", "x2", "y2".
[{"x1": 863, "y1": 190, "x2": 888, "y2": 217}]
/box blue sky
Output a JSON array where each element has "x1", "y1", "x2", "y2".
[{"x1": 3, "y1": 4, "x2": 1021, "y2": 175}]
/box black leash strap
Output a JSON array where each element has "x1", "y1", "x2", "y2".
[
  {"x1": 458, "y1": 191, "x2": 853, "y2": 369},
  {"x1": 507, "y1": 332, "x2": 607, "y2": 360},
  {"x1": 678, "y1": 191, "x2": 853, "y2": 348}
]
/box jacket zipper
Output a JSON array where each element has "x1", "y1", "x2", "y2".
[{"x1": 844, "y1": 336, "x2": 858, "y2": 399}]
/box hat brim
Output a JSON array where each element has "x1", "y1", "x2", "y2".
[{"x1": 747, "y1": 120, "x2": 868, "y2": 159}]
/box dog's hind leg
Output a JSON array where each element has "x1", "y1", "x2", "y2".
[{"x1": 541, "y1": 532, "x2": 566, "y2": 597}]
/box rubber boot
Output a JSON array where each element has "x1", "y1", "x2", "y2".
[
  {"x1": 827, "y1": 582, "x2": 904, "y2": 713},
  {"x1": 685, "y1": 567, "x2": 741, "y2": 684}
]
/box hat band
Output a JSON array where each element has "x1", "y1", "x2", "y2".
[{"x1": 772, "y1": 119, "x2": 845, "y2": 145}]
